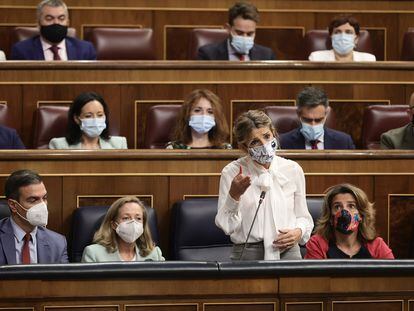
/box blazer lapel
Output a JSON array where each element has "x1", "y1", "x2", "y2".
[
  {"x1": 323, "y1": 128, "x2": 336, "y2": 149},
  {"x1": 217, "y1": 40, "x2": 230, "y2": 60},
  {"x1": 33, "y1": 37, "x2": 46, "y2": 60},
  {"x1": 249, "y1": 44, "x2": 259, "y2": 60},
  {"x1": 36, "y1": 228, "x2": 51, "y2": 264},
  {"x1": 0, "y1": 218, "x2": 17, "y2": 264},
  {"x1": 65, "y1": 38, "x2": 76, "y2": 60},
  {"x1": 293, "y1": 129, "x2": 306, "y2": 148}
]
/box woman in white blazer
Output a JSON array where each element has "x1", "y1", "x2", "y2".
[
  {"x1": 308, "y1": 15, "x2": 376, "y2": 62},
  {"x1": 0, "y1": 50, "x2": 6, "y2": 61},
  {"x1": 49, "y1": 92, "x2": 127, "y2": 149},
  {"x1": 82, "y1": 196, "x2": 165, "y2": 262}
]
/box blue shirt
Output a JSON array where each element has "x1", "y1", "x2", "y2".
[{"x1": 10, "y1": 217, "x2": 38, "y2": 264}]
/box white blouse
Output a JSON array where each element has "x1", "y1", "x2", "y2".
[
  {"x1": 215, "y1": 155, "x2": 314, "y2": 260},
  {"x1": 308, "y1": 50, "x2": 376, "y2": 61}
]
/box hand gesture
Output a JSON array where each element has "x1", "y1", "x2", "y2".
[
  {"x1": 229, "y1": 166, "x2": 251, "y2": 201},
  {"x1": 273, "y1": 228, "x2": 302, "y2": 252}
]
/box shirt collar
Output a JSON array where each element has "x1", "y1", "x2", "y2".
[
  {"x1": 227, "y1": 38, "x2": 239, "y2": 57},
  {"x1": 40, "y1": 36, "x2": 66, "y2": 52},
  {"x1": 10, "y1": 216, "x2": 37, "y2": 242}
]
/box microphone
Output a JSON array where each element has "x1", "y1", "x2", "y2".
[{"x1": 238, "y1": 174, "x2": 271, "y2": 261}]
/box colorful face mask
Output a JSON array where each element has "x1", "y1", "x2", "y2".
[
  {"x1": 333, "y1": 208, "x2": 361, "y2": 235},
  {"x1": 248, "y1": 138, "x2": 278, "y2": 165}
]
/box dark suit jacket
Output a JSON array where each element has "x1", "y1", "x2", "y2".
[
  {"x1": 0, "y1": 125, "x2": 25, "y2": 149},
  {"x1": 197, "y1": 39, "x2": 275, "y2": 60},
  {"x1": 10, "y1": 36, "x2": 96, "y2": 60},
  {"x1": 0, "y1": 217, "x2": 69, "y2": 264},
  {"x1": 380, "y1": 123, "x2": 414, "y2": 149},
  {"x1": 280, "y1": 127, "x2": 355, "y2": 150}
]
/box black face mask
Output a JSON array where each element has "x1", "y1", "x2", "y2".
[{"x1": 40, "y1": 24, "x2": 68, "y2": 44}]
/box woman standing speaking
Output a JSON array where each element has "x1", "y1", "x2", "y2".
[{"x1": 215, "y1": 110, "x2": 314, "y2": 260}]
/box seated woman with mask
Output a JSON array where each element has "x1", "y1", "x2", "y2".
[
  {"x1": 305, "y1": 183, "x2": 394, "y2": 259},
  {"x1": 49, "y1": 92, "x2": 127, "y2": 149},
  {"x1": 308, "y1": 15, "x2": 376, "y2": 62},
  {"x1": 166, "y1": 89, "x2": 231, "y2": 149},
  {"x1": 215, "y1": 110, "x2": 313, "y2": 260},
  {"x1": 82, "y1": 196, "x2": 164, "y2": 262}
]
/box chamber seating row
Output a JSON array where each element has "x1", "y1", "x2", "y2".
[
  {"x1": 29, "y1": 103, "x2": 410, "y2": 149},
  {"x1": 0, "y1": 196, "x2": 324, "y2": 261},
  {"x1": 5, "y1": 26, "x2": 414, "y2": 60}
]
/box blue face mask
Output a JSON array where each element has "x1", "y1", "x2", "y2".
[
  {"x1": 80, "y1": 117, "x2": 106, "y2": 138},
  {"x1": 230, "y1": 35, "x2": 254, "y2": 55},
  {"x1": 189, "y1": 115, "x2": 216, "y2": 134},
  {"x1": 331, "y1": 33, "x2": 355, "y2": 56},
  {"x1": 300, "y1": 122, "x2": 324, "y2": 142}
]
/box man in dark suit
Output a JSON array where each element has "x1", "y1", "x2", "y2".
[
  {"x1": 197, "y1": 2, "x2": 275, "y2": 61},
  {"x1": 380, "y1": 92, "x2": 414, "y2": 149},
  {"x1": 280, "y1": 87, "x2": 355, "y2": 150},
  {"x1": 0, "y1": 125, "x2": 25, "y2": 149},
  {"x1": 10, "y1": 0, "x2": 96, "y2": 61},
  {"x1": 0, "y1": 170, "x2": 68, "y2": 264}
]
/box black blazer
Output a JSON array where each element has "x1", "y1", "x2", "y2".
[
  {"x1": 280, "y1": 127, "x2": 355, "y2": 150},
  {"x1": 197, "y1": 39, "x2": 276, "y2": 60}
]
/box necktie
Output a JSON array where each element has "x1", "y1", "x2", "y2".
[
  {"x1": 310, "y1": 140, "x2": 319, "y2": 150},
  {"x1": 237, "y1": 53, "x2": 246, "y2": 61},
  {"x1": 50, "y1": 45, "x2": 61, "y2": 60},
  {"x1": 22, "y1": 233, "x2": 31, "y2": 264}
]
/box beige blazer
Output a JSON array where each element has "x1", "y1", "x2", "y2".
[
  {"x1": 49, "y1": 136, "x2": 127, "y2": 149},
  {"x1": 0, "y1": 50, "x2": 5, "y2": 61},
  {"x1": 81, "y1": 243, "x2": 165, "y2": 262},
  {"x1": 308, "y1": 50, "x2": 376, "y2": 61}
]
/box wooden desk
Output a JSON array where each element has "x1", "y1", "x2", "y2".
[
  {"x1": 0, "y1": 149, "x2": 412, "y2": 258},
  {"x1": 0, "y1": 61, "x2": 414, "y2": 148},
  {"x1": 0, "y1": 261, "x2": 413, "y2": 311}
]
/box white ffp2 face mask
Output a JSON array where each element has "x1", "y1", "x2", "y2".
[
  {"x1": 115, "y1": 220, "x2": 144, "y2": 244},
  {"x1": 15, "y1": 201, "x2": 48, "y2": 227}
]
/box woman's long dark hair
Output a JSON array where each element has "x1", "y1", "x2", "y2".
[{"x1": 66, "y1": 92, "x2": 111, "y2": 145}]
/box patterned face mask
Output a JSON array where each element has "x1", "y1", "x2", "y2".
[
  {"x1": 248, "y1": 138, "x2": 278, "y2": 165},
  {"x1": 333, "y1": 208, "x2": 361, "y2": 235}
]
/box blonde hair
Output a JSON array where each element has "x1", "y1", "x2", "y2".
[
  {"x1": 314, "y1": 183, "x2": 377, "y2": 242},
  {"x1": 233, "y1": 110, "x2": 277, "y2": 149},
  {"x1": 93, "y1": 196, "x2": 155, "y2": 257},
  {"x1": 173, "y1": 89, "x2": 230, "y2": 147}
]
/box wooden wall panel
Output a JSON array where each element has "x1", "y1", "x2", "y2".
[
  {"x1": 375, "y1": 175, "x2": 414, "y2": 258},
  {"x1": 331, "y1": 300, "x2": 403, "y2": 311},
  {"x1": 0, "y1": 85, "x2": 22, "y2": 133}
]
